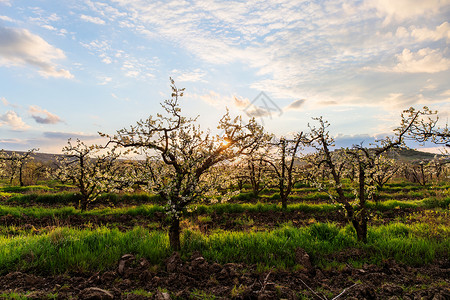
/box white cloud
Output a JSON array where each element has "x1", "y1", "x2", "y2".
[
  {"x1": 0, "y1": 15, "x2": 14, "y2": 22},
  {"x1": 67, "y1": 0, "x2": 450, "y2": 111},
  {"x1": 382, "y1": 93, "x2": 426, "y2": 109},
  {"x1": 27, "y1": 10, "x2": 60, "y2": 26},
  {"x1": 1, "y1": 97, "x2": 9, "y2": 106},
  {"x1": 189, "y1": 91, "x2": 235, "y2": 109},
  {"x1": 28, "y1": 105, "x2": 63, "y2": 124},
  {"x1": 84, "y1": 0, "x2": 127, "y2": 21},
  {"x1": 190, "y1": 91, "x2": 273, "y2": 118},
  {"x1": 41, "y1": 24, "x2": 57, "y2": 31},
  {"x1": 370, "y1": 48, "x2": 450, "y2": 74},
  {"x1": 411, "y1": 22, "x2": 450, "y2": 43},
  {"x1": 0, "y1": 97, "x2": 18, "y2": 108},
  {"x1": 121, "y1": 57, "x2": 155, "y2": 79},
  {"x1": 80, "y1": 14, "x2": 105, "y2": 25},
  {"x1": 81, "y1": 38, "x2": 157, "y2": 78},
  {"x1": 285, "y1": 99, "x2": 306, "y2": 111},
  {"x1": 396, "y1": 22, "x2": 450, "y2": 43},
  {"x1": 368, "y1": 0, "x2": 450, "y2": 23},
  {"x1": 111, "y1": 93, "x2": 130, "y2": 102},
  {"x1": 0, "y1": 138, "x2": 27, "y2": 144},
  {"x1": 0, "y1": 26, "x2": 73, "y2": 78},
  {"x1": 47, "y1": 13, "x2": 60, "y2": 22},
  {"x1": 393, "y1": 48, "x2": 450, "y2": 73},
  {"x1": 233, "y1": 96, "x2": 250, "y2": 109},
  {"x1": 173, "y1": 69, "x2": 207, "y2": 83},
  {"x1": 40, "y1": 24, "x2": 67, "y2": 37},
  {"x1": 0, "y1": 110, "x2": 30, "y2": 130},
  {"x1": 98, "y1": 76, "x2": 112, "y2": 85},
  {"x1": 317, "y1": 100, "x2": 339, "y2": 107}
]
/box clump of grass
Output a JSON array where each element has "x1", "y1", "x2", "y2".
[
  {"x1": 301, "y1": 191, "x2": 330, "y2": 201},
  {"x1": 0, "y1": 227, "x2": 169, "y2": 275},
  {"x1": 125, "y1": 289, "x2": 154, "y2": 297},
  {"x1": 231, "y1": 192, "x2": 257, "y2": 202},
  {"x1": 422, "y1": 196, "x2": 450, "y2": 209},
  {"x1": 367, "y1": 200, "x2": 419, "y2": 211}
]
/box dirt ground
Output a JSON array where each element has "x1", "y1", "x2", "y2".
[{"x1": 1, "y1": 251, "x2": 449, "y2": 299}]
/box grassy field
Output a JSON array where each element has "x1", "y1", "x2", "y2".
[{"x1": 0, "y1": 180, "x2": 449, "y2": 299}]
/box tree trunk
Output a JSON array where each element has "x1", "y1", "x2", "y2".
[
  {"x1": 281, "y1": 195, "x2": 287, "y2": 210},
  {"x1": 354, "y1": 165, "x2": 368, "y2": 243},
  {"x1": 352, "y1": 219, "x2": 367, "y2": 243},
  {"x1": 80, "y1": 195, "x2": 88, "y2": 212},
  {"x1": 237, "y1": 180, "x2": 243, "y2": 191},
  {"x1": 169, "y1": 217, "x2": 181, "y2": 251},
  {"x1": 19, "y1": 166, "x2": 24, "y2": 187},
  {"x1": 251, "y1": 181, "x2": 260, "y2": 199}
]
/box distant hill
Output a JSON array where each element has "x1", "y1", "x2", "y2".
[
  {"x1": 2, "y1": 147, "x2": 447, "y2": 165},
  {"x1": 394, "y1": 148, "x2": 446, "y2": 162},
  {"x1": 2, "y1": 150, "x2": 62, "y2": 164}
]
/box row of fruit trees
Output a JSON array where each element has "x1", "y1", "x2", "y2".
[{"x1": 1, "y1": 79, "x2": 448, "y2": 249}]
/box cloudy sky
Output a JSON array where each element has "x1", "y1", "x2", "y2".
[{"x1": 0, "y1": 0, "x2": 449, "y2": 153}]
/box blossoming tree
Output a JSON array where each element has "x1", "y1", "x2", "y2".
[
  {"x1": 55, "y1": 139, "x2": 124, "y2": 211},
  {"x1": 103, "y1": 79, "x2": 265, "y2": 250}
]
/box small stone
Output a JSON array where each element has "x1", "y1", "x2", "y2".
[
  {"x1": 139, "y1": 258, "x2": 149, "y2": 267},
  {"x1": 166, "y1": 252, "x2": 182, "y2": 273},
  {"x1": 191, "y1": 256, "x2": 205, "y2": 267},
  {"x1": 295, "y1": 248, "x2": 313, "y2": 271},
  {"x1": 155, "y1": 291, "x2": 171, "y2": 300},
  {"x1": 118, "y1": 254, "x2": 135, "y2": 274},
  {"x1": 121, "y1": 254, "x2": 135, "y2": 260}
]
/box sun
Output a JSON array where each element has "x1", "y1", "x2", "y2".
[{"x1": 221, "y1": 139, "x2": 230, "y2": 146}]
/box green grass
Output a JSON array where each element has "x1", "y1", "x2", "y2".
[
  {"x1": 0, "y1": 227, "x2": 169, "y2": 275},
  {"x1": 231, "y1": 192, "x2": 257, "y2": 202},
  {"x1": 0, "y1": 292, "x2": 28, "y2": 300},
  {"x1": 367, "y1": 196, "x2": 450, "y2": 210},
  {"x1": 0, "y1": 204, "x2": 166, "y2": 219},
  {"x1": 0, "y1": 222, "x2": 447, "y2": 275},
  {"x1": 1, "y1": 194, "x2": 448, "y2": 223},
  {"x1": 2, "y1": 196, "x2": 448, "y2": 220},
  {"x1": 422, "y1": 196, "x2": 450, "y2": 209},
  {"x1": 0, "y1": 185, "x2": 56, "y2": 193}
]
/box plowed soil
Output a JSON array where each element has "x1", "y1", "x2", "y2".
[{"x1": 1, "y1": 252, "x2": 449, "y2": 299}]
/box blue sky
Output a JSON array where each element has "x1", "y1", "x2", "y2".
[{"x1": 0, "y1": 0, "x2": 449, "y2": 153}]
